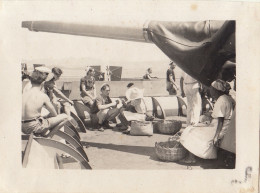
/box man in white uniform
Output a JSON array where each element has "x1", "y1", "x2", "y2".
[{"x1": 180, "y1": 71, "x2": 202, "y2": 126}]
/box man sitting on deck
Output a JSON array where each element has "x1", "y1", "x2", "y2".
[
  {"x1": 80, "y1": 67, "x2": 97, "y2": 108},
  {"x1": 44, "y1": 67, "x2": 74, "y2": 115},
  {"x1": 22, "y1": 70, "x2": 71, "y2": 138},
  {"x1": 118, "y1": 87, "x2": 148, "y2": 134},
  {"x1": 91, "y1": 83, "x2": 120, "y2": 131}
]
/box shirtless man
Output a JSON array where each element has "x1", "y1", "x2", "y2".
[{"x1": 22, "y1": 70, "x2": 70, "y2": 138}]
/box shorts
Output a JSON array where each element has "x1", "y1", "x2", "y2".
[{"x1": 22, "y1": 117, "x2": 50, "y2": 135}]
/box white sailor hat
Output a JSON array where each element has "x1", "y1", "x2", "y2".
[
  {"x1": 35, "y1": 66, "x2": 53, "y2": 81},
  {"x1": 35, "y1": 66, "x2": 52, "y2": 73}
]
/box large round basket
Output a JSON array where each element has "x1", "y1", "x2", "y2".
[
  {"x1": 155, "y1": 136, "x2": 187, "y2": 162},
  {"x1": 157, "y1": 120, "x2": 182, "y2": 135},
  {"x1": 130, "y1": 121, "x2": 153, "y2": 136}
]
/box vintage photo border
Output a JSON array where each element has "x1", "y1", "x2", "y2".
[{"x1": 0, "y1": 1, "x2": 259, "y2": 193}]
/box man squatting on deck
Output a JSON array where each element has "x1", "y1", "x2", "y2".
[
  {"x1": 22, "y1": 67, "x2": 72, "y2": 138},
  {"x1": 87, "y1": 83, "x2": 150, "y2": 133},
  {"x1": 179, "y1": 79, "x2": 235, "y2": 163},
  {"x1": 90, "y1": 83, "x2": 120, "y2": 131}
]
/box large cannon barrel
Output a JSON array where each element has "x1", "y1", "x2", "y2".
[
  {"x1": 22, "y1": 20, "x2": 224, "y2": 43},
  {"x1": 22, "y1": 21, "x2": 151, "y2": 43}
]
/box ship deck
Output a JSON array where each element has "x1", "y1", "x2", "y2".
[{"x1": 57, "y1": 116, "x2": 234, "y2": 170}]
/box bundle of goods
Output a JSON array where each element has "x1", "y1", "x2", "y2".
[
  {"x1": 156, "y1": 120, "x2": 182, "y2": 135},
  {"x1": 155, "y1": 136, "x2": 187, "y2": 162},
  {"x1": 130, "y1": 121, "x2": 153, "y2": 136}
]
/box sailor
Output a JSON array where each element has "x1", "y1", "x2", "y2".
[
  {"x1": 166, "y1": 61, "x2": 178, "y2": 95},
  {"x1": 44, "y1": 67, "x2": 74, "y2": 115},
  {"x1": 22, "y1": 66, "x2": 52, "y2": 93},
  {"x1": 118, "y1": 87, "x2": 147, "y2": 134},
  {"x1": 143, "y1": 68, "x2": 158, "y2": 80},
  {"x1": 90, "y1": 83, "x2": 120, "y2": 131},
  {"x1": 180, "y1": 71, "x2": 202, "y2": 126},
  {"x1": 22, "y1": 70, "x2": 71, "y2": 138},
  {"x1": 80, "y1": 67, "x2": 97, "y2": 108}
]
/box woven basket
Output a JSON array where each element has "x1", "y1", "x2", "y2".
[
  {"x1": 157, "y1": 120, "x2": 182, "y2": 135},
  {"x1": 155, "y1": 136, "x2": 187, "y2": 162},
  {"x1": 130, "y1": 121, "x2": 153, "y2": 136}
]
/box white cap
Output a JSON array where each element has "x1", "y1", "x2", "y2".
[
  {"x1": 35, "y1": 66, "x2": 51, "y2": 73},
  {"x1": 35, "y1": 66, "x2": 53, "y2": 81}
]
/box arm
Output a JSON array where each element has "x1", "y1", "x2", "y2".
[
  {"x1": 97, "y1": 102, "x2": 118, "y2": 110},
  {"x1": 43, "y1": 95, "x2": 58, "y2": 117},
  {"x1": 169, "y1": 74, "x2": 178, "y2": 88},
  {"x1": 180, "y1": 77, "x2": 185, "y2": 97},
  {"x1": 53, "y1": 87, "x2": 74, "y2": 105},
  {"x1": 147, "y1": 74, "x2": 152, "y2": 80},
  {"x1": 93, "y1": 85, "x2": 97, "y2": 99},
  {"x1": 213, "y1": 117, "x2": 224, "y2": 146},
  {"x1": 81, "y1": 83, "x2": 94, "y2": 100}
]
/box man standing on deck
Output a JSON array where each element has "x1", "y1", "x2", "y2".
[
  {"x1": 166, "y1": 61, "x2": 178, "y2": 95},
  {"x1": 180, "y1": 71, "x2": 202, "y2": 126}
]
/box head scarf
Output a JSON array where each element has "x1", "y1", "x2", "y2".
[{"x1": 211, "y1": 79, "x2": 231, "y2": 93}]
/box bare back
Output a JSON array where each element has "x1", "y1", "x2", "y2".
[{"x1": 22, "y1": 88, "x2": 48, "y2": 120}]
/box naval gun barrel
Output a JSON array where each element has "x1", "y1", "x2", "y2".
[
  {"x1": 21, "y1": 20, "x2": 224, "y2": 43},
  {"x1": 22, "y1": 21, "x2": 152, "y2": 43}
]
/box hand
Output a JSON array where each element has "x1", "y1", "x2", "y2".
[
  {"x1": 69, "y1": 100, "x2": 74, "y2": 105},
  {"x1": 213, "y1": 136, "x2": 221, "y2": 146},
  {"x1": 181, "y1": 92, "x2": 185, "y2": 98},
  {"x1": 111, "y1": 102, "x2": 117, "y2": 107},
  {"x1": 115, "y1": 100, "x2": 120, "y2": 104}
]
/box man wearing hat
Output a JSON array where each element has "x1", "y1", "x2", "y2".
[
  {"x1": 166, "y1": 61, "x2": 178, "y2": 95},
  {"x1": 117, "y1": 87, "x2": 147, "y2": 133},
  {"x1": 22, "y1": 66, "x2": 53, "y2": 93},
  {"x1": 22, "y1": 70, "x2": 71, "y2": 138},
  {"x1": 179, "y1": 79, "x2": 235, "y2": 163}
]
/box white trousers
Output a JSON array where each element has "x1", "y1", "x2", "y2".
[{"x1": 184, "y1": 83, "x2": 202, "y2": 125}]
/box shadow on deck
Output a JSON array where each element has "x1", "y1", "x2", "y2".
[{"x1": 82, "y1": 141, "x2": 235, "y2": 169}]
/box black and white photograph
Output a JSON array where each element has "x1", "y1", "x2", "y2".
[{"x1": 0, "y1": 1, "x2": 259, "y2": 193}]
